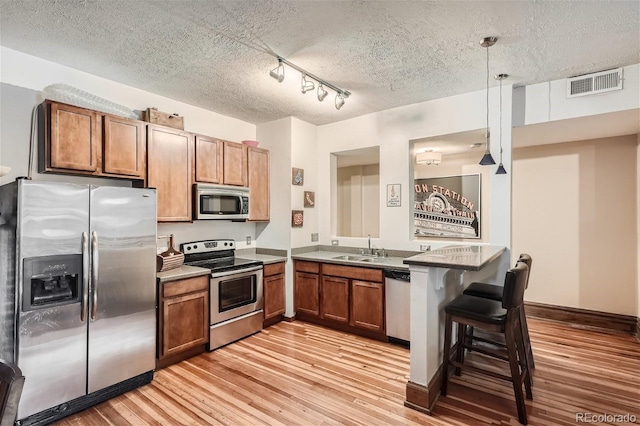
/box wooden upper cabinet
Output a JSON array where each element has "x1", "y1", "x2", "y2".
[
  {"x1": 102, "y1": 115, "x2": 145, "y2": 178},
  {"x1": 48, "y1": 101, "x2": 99, "y2": 172},
  {"x1": 147, "y1": 125, "x2": 193, "y2": 222},
  {"x1": 247, "y1": 146, "x2": 270, "y2": 221},
  {"x1": 39, "y1": 100, "x2": 146, "y2": 180},
  {"x1": 194, "y1": 135, "x2": 223, "y2": 183},
  {"x1": 222, "y1": 141, "x2": 247, "y2": 186}
]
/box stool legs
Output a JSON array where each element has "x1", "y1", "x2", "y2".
[
  {"x1": 519, "y1": 306, "x2": 535, "y2": 369},
  {"x1": 455, "y1": 323, "x2": 466, "y2": 376},
  {"x1": 505, "y1": 319, "x2": 529, "y2": 425}
]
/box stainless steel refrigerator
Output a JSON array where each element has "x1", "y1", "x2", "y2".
[{"x1": 0, "y1": 179, "x2": 157, "y2": 425}]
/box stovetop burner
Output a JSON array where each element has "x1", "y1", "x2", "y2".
[{"x1": 180, "y1": 239, "x2": 262, "y2": 274}]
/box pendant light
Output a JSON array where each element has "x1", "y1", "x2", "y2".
[
  {"x1": 495, "y1": 73, "x2": 508, "y2": 174},
  {"x1": 479, "y1": 37, "x2": 497, "y2": 166}
]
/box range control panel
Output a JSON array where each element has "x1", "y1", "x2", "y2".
[{"x1": 180, "y1": 239, "x2": 235, "y2": 254}]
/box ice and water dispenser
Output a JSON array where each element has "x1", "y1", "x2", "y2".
[{"x1": 22, "y1": 254, "x2": 82, "y2": 310}]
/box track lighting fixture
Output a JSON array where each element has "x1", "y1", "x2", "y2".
[
  {"x1": 495, "y1": 73, "x2": 508, "y2": 174},
  {"x1": 269, "y1": 59, "x2": 285, "y2": 83},
  {"x1": 317, "y1": 84, "x2": 328, "y2": 101},
  {"x1": 478, "y1": 36, "x2": 497, "y2": 166},
  {"x1": 268, "y1": 55, "x2": 350, "y2": 109},
  {"x1": 301, "y1": 75, "x2": 315, "y2": 94}
]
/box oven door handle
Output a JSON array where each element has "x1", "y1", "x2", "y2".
[{"x1": 210, "y1": 265, "x2": 263, "y2": 279}]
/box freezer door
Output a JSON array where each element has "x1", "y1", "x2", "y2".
[
  {"x1": 15, "y1": 180, "x2": 90, "y2": 419},
  {"x1": 88, "y1": 186, "x2": 157, "y2": 393}
]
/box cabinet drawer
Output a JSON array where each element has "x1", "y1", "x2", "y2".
[
  {"x1": 264, "y1": 261, "x2": 285, "y2": 277},
  {"x1": 162, "y1": 275, "x2": 209, "y2": 298},
  {"x1": 295, "y1": 260, "x2": 320, "y2": 274},
  {"x1": 322, "y1": 264, "x2": 383, "y2": 282}
]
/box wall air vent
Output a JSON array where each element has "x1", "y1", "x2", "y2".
[{"x1": 566, "y1": 68, "x2": 623, "y2": 98}]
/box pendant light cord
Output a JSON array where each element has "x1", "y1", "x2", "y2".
[
  {"x1": 499, "y1": 77, "x2": 503, "y2": 158},
  {"x1": 486, "y1": 45, "x2": 490, "y2": 136}
]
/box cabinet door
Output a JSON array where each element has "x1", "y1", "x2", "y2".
[
  {"x1": 295, "y1": 272, "x2": 320, "y2": 316},
  {"x1": 102, "y1": 115, "x2": 145, "y2": 177},
  {"x1": 49, "y1": 102, "x2": 99, "y2": 172},
  {"x1": 321, "y1": 276, "x2": 349, "y2": 323},
  {"x1": 147, "y1": 126, "x2": 193, "y2": 222},
  {"x1": 160, "y1": 290, "x2": 209, "y2": 359},
  {"x1": 264, "y1": 274, "x2": 285, "y2": 319},
  {"x1": 247, "y1": 146, "x2": 270, "y2": 221},
  {"x1": 195, "y1": 135, "x2": 223, "y2": 183},
  {"x1": 222, "y1": 141, "x2": 247, "y2": 186},
  {"x1": 350, "y1": 280, "x2": 384, "y2": 332}
]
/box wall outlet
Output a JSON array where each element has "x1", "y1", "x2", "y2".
[
  {"x1": 331, "y1": 239, "x2": 339, "y2": 246},
  {"x1": 311, "y1": 233, "x2": 319, "y2": 242},
  {"x1": 420, "y1": 244, "x2": 431, "y2": 252},
  {"x1": 246, "y1": 236, "x2": 252, "y2": 245}
]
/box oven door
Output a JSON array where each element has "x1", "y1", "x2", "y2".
[{"x1": 210, "y1": 266, "x2": 263, "y2": 324}]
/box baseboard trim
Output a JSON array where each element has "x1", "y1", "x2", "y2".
[
  {"x1": 525, "y1": 302, "x2": 638, "y2": 335},
  {"x1": 404, "y1": 364, "x2": 442, "y2": 415},
  {"x1": 283, "y1": 315, "x2": 296, "y2": 323}
]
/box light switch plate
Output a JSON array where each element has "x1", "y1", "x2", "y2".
[
  {"x1": 420, "y1": 244, "x2": 431, "y2": 251},
  {"x1": 246, "y1": 236, "x2": 252, "y2": 245},
  {"x1": 311, "y1": 233, "x2": 319, "y2": 242},
  {"x1": 331, "y1": 239, "x2": 339, "y2": 246}
]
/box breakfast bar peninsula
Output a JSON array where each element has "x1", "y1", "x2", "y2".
[{"x1": 402, "y1": 245, "x2": 509, "y2": 413}]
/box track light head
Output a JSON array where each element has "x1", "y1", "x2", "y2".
[
  {"x1": 301, "y1": 75, "x2": 315, "y2": 94},
  {"x1": 335, "y1": 92, "x2": 345, "y2": 110},
  {"x1": 317, "y1": 84, "x2": 328, "y2": 101},
  {"x1": 269, "y1": 60, "x2": 285, "y2": 83}
]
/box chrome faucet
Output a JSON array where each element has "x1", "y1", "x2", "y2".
[{"x1": 368, "y1": 234, "x2": 371, "y2": 255}]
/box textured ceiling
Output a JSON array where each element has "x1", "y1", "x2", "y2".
[{"x1": 1, "y1": 1, "x2": 638, "y2": 126}]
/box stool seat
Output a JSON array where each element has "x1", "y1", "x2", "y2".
[
  {"x1": 445, "y1": 294, "x2": 506, "y2": 325},
  {"x1": 463, "y1": 282, "x2": 503, "y2": 301}
]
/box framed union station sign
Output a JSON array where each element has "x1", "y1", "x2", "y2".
[{"x1": 414, "y1": 174, "x2": 481, "y2": 239}]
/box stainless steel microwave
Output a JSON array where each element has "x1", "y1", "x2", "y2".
[{"x1": 194, "y1": 184, "x2": 249, "y2": 220}]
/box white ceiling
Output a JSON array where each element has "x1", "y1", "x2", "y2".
[{"x1": 1, "y1": 1, "x2": 638, "y2": 126}]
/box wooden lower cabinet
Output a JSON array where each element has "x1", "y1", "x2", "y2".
[
  {"x1": 294, "y1": 271, "x2": 320, "y2": 317},
  {"x1": 294, "y1": 260, "x2": 386, "y2": 340},
  {"x1": 350, "y1": 280, "x2": 384, "y2": 332},
  {"x1": 158, "y1": 275, "x2": 209, "y2": 368},
  {"x1": 263, "y1": 262, "x2": 286, "y2": 326},
  {"x1": 321, "y1": 276, "x2": 349, "y2": 323}
]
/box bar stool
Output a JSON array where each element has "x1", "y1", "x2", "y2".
[
  {"x1": 441, "y1": 262, "x2": 532, "y2": 425},
  {"x1": 0, "y1": 360, "x2": 25, "y2": 426},
  {"x1": 464, "y1": 254, "x2": 535, "y2": 369}
]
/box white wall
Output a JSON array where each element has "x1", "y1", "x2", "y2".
[
  {"x1": 290, "y1": 118, "x2": 319, "y2": 248},
  {"x1": 521, "y1": 64, "x2": 639, "y2": 126},
  {"x1": 317, "y1": 86, "x2": 513, "y2": 252},
  {"x1": 0, "y1": 47, "x2": 259, "y2": 248},
  {"x1": 336, "y1": 164, "x2": 380, "y2": 238},
  {"x1": 513, "y1": 135, "x2": 638, "y2": 316},
  {"x1": 638, "y1": 133, "x2": 640, "y2": 319}
]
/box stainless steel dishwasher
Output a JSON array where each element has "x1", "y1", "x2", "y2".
[{"x1": 384, "y1": 269, "x2": 411, "y2": 346}]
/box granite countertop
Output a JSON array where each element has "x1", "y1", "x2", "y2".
[
  {"x1": 156, "y1": 265, "x2": 210, "y2": 283},
  {"x1": 403, "y1": 245, "x2": 506, "y2": 271},
  {"x1": 236, "y1": 253, "x2": 287, "y2": 265},
  {"x1": 291, "y1": 251, "x2": 409, "y2": 270}
]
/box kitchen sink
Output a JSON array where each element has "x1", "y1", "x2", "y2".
[
  {"x1": 331, "y1": 255, "x2": 365, "y2": 261},
  {"x1": 360, "y1": 257, "x2": 389, "y2": 263}
]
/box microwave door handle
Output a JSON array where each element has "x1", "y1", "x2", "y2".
[
  {"x1": 81, "y1": 231, "x2": 89, "y2": 322},
  {"x1": 90, "y1": 231, "x2": 99, "y2": 321}
]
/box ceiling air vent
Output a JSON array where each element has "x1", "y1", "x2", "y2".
[{"x1": 566, "y1": 68, "x2": 623, "y2": 98}]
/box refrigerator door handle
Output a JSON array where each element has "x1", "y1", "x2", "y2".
[
  {"x1": 91, "y1": 231, "x2": 99, "y2": 321},
  {"x1": 81, "y1": 231, "x2": 89, "y2": 322}
]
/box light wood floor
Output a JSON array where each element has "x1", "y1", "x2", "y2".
[{"x1": 56, "y1": 318, "x2": 640, "y2": 426}]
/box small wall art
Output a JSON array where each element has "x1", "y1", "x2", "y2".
[
  {"x1": 304, "y1": 191, "x2": 315, "y2": 208},
  {"x1": 387, "y1": 184, "x2": 401, "y2": 207},
  {"x1": 292, "y1": 168, "x2": 304, "y2": 185},
  {"x1": 291, "y1": 210, "x2": 304, "y2": 227}
]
